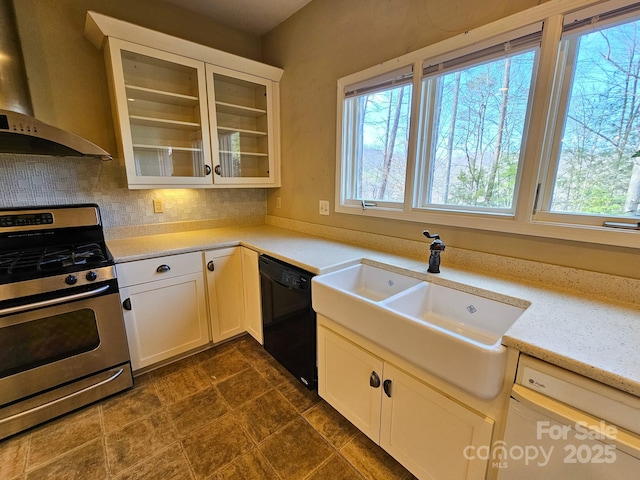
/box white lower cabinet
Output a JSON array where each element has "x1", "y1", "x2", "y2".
[
  {"x1": 318, "y1": 325, "x2": 494, "y2": 480},
  {"x1": 204, "y1": 247, "x2": 246, "y2": 342},
  {"x1": 241, "y1": 247, "x2": 263, "y2": 344},
  {"x1": 318, "y1": 326, "x2": 383, "y2": 441},
  {"x1": 116, "y1": 252, "x2": 209, "y2": 371}
]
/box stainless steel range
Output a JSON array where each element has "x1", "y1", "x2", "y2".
[{"x1": 0, "y1": 204, "x2": 132, "y2": 440}]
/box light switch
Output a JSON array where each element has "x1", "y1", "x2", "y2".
[{"x1": 153, "y1": 198, "x2": 163, "y2": 213}]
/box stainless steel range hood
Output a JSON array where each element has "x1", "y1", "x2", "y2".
[{"x1": 0, "y1": 0, "x2": 112, "y2": 160}]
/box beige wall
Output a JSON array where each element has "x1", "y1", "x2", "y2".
[
  {"x1": 1, "y1": 0, "x2": 265, "y2": 230},
  {"x1": 262, "y1": 0, "x2": 640, "y2": 279},
  {"x1": 13, "y1": 0, "x2": 262, "y2": 157}
]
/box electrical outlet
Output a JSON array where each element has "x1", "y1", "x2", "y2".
[
  {"x1": 319, "y1": 200, "x2": 330, "y2": 216},
  {"x1": 153, "y1": 198, "x2": 163, "y2": 213},
  {"x1": 275, "y1": 196, "x2": 282, "y2": 208}
]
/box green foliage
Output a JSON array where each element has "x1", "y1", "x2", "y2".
[
  {"x1": 349, "y1": 17, "x2": 640, "y2": 217},
  {"x1": 448, "y1": 152, "x2": 518, "y2": 208}
]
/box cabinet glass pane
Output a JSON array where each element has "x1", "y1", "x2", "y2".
[
  {"x1": 214, "y1": 74, "x2": 270, "y2": 178},
  {"x1": 121, "y1": 50, "x2": 206, "y2": 178}
]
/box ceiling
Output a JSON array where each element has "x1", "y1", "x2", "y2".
[{"x1": 161, "y1": 0, "x2": 313, "y2": 36}]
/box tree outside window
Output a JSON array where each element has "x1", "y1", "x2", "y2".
[
  {"x1": 550, "y1": 19, "x2": 640, "y2": 217},
  {"x1": 350, "y1": 84, "x2": 412, "y2": 203},
  {"x1": 425, "y1": 50, "x2": 536, "y2": 211}
]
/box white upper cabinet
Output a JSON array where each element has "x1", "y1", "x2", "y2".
[
  {"x1": 105, "y1": 39, "x2": 213, "y2": 188},
  {"x1": 85, "y1": 11, "x2": 282, "y2": 189},
  {"x1": 207, "y1": 65, "x2": 279, "y2": 186}
]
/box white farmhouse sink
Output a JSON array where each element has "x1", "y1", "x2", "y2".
[
  {"x1": 312, "y1": 263, "x2": 526, "y2": 399},
  {"x1": 317, "y1": 263, "x2": 422, "y2": 301},
  {"x1": 384, "y1": 282, "x2": 523, "y2": 346}
]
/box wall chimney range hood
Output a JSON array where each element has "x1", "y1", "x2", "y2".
[{"x1": 0, "y1": 0, "x2": 112, "y2": 160}]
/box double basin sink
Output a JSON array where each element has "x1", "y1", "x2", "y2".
[{"x1": 312, "y1": 263, "x2": 527, "y2": 399}]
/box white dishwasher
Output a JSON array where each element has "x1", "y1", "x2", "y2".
[{"x1": 497, "y1": 355, "x2": 640, "y2": 479}]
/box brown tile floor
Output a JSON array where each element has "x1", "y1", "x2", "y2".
[{"x1": 0, "y1": 335, "x2": 416, "y2": 480}]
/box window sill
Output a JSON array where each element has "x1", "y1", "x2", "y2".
[{"x1": 335, "y1": 202, "x2": 640, "y2": 249}]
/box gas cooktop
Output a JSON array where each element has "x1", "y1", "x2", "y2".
[
  {"x1": 0, "y1": 205, "x2": 114, "y2": 286},
  {"x1": 0, "y1": 243, "x2": 110, "y2": 280}
]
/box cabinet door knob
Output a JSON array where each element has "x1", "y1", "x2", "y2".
[
  {"x1": 156, "y1": 264, "x2": 171, "y2": 273},
  {"x1": 205, "y1": 164, "x2": 212, "y2": 175},
  {"x1": 369, "y1": 371, "x2": 381, "y2": 388},
  {"x1": 383, "y1": 379, "x2": 392, "y2": 397},
  {"x1": 207, "y1": 260, "x2": 215, "y2": 272},
  {"x1": 214, "y1": 165, "x2": 222, "y2": 176},
  {"x1": 122, "y1": 298, "x2": 132, "y2": 311}
]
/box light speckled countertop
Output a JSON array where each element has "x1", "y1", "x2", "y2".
[{"x1": 107, "y1": 224, "x2": 640, "y2": 397}]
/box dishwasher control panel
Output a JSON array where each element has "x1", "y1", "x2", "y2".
[
  {"x1": 280, "y1": 270, "x2": 310, "y2": 290},
  {"x1": 516, "y1": 355, "x2": 640, "y2": 436}
]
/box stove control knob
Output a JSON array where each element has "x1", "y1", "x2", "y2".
[
  {"x1": 85, "y1": 271, "x2": 98, "y2": 281},
  {"x1": 65, "y1": 275, "x2": 78, "y2": 285}
]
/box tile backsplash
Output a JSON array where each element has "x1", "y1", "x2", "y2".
[{"x1": 0, "y1": 155, "x2": 266, "y2": 228}]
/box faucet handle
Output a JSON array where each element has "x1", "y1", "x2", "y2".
[{"x1": 423, "y1": 230, "x2": 445, "y2": 251}]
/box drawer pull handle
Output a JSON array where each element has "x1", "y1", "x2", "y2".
[
  {"x1": 207, "y1": 260, "x2": 215, "y2": 272},
  {"x1": 156, "y1": 264, "x2": 171, "y2": 273},
  {"x1": 122, "y1": 298, "x2": 132, "y2": 311},
  {"x1": 369, "y1": 371, "x2": 381, "y2": 388}
]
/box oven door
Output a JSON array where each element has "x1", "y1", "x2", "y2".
[{"x1": 0, "y1": 281, "x2": 131, "y2": 406}]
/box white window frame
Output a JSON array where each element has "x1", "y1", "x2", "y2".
[
  {"x1": 339, "y1": 65, "x2": 414, "y2": 211},
  {"x1": 534, "y1": 0, "x2": 640, "y2": 228},
  {"x1": 335, "y1": 0, "x2": 640, "y2": 249},
  {"x1": 414, "y1": 27, "x2": 542, "y2": 217}
]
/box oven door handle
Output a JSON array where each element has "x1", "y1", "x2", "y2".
[
  {"x1": 0, "y1": 367, "x2": 126, "y2": 427},
  {"x1": 0, "y1": 284, "x2": 111, "y2": 316}
]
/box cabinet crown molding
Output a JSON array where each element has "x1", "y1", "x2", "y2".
[{"x1": 84, "y1": 11, "x2": 283, "y2": 82}]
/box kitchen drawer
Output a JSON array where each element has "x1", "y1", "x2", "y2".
[{"x1": 116, "y1": 252, "x2": 203, "y2": 287}]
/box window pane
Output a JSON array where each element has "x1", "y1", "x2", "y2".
[
  {"x1": 424, "y1": 50, "x2": 536, "y2": 210},
  {"x1": 343, "y1": 84, "x2": 412, "y2": 202},
  {"x1": 551, "y1": 19, "x2": 640, "y2": 217}
]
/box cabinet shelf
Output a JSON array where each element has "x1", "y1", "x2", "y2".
[
  {"x1": 134, "y1": 144, "x2": 202, "y2": 152},
  {"x1": 125, "y1": 84, "x2": 199, "y2": 107},
  {"x1": 217, "y1": 126, "x2": 267, "y2": 137},
  {"x1": 130, "y1": 115, "x2": 200, "y2": 130},
  {"x1": 219, "y1": 150, "x2": 268, "y2": 157},
  {"x1": 215, "y1": 101, "x2": 266, "y2": 117}
]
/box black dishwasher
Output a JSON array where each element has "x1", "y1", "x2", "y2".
[{"x1": 259, "y1": 255, "x2": 316, "y2": 390}]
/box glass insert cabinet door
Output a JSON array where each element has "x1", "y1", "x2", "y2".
[
  {"x1": 106, "y1": 38, "x2": 213, "y2": 187},
  {"x1": 206, "y1": 64, "x2": 277, "y2": 185}
]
